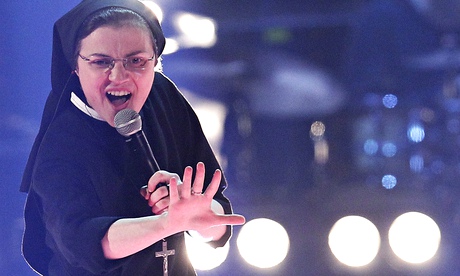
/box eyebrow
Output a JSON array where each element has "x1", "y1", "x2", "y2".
[{"x1": 87, "y1": 50, "x2": 151, "y2": 58}]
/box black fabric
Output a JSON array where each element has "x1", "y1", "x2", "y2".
[
  {"x1": 21, "y1": 0, "x2": 165, "y2": 193},
  {"x1": 20, "y1": 1, "x2": 233, "y2": 274},
  {"x1": 22, "y1": 73, "x2": 233, "y2": 275}
]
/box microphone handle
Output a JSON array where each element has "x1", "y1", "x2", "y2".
[
  {"x1": 126, "y1": 130, "x2": 160, "y2": 173},
  {"x1": 125, "y1": 130, "x2": 167, "y2": 195}
]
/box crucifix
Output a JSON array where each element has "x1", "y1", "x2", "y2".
[{"x1": 155, "y1": 239, "x2": 175, "y2": 276}]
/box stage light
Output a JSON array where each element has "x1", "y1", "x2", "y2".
[
  {"x1": 163, "y1": 38, "x2": 180, "y2": 55},
  {"x1": 139, "y1": 1, "x2": 163, "y2": 23},
  {"x1": 310, "y1": 121, "x2": 329, "y2": 164},
  {"x1": 381, "y1": 142, "x2": 397, "y2": 157},
  {"x1": 173, "y1": 12, "x2": 217, "y2": 48},
  {"x1": 389, "y1": 212, "x2": 441, "y2": 264},
  {"x1": 382, "y1": 94, "x2": 398, "y2": 109},
  {"x1": 328, "y1": 216, "x2": 380, "y2": 267},
  {"x1": 382, "y1": 174, "x2": 397, "y2": 189},
  {"x1": 310, "y1": 121, "x2": 326, "y2": 139},
  {"x1": 190, "y1": 98, "x2": 227, "y2": 150},
  {"x1": 409, "y1": 154, "x2": 424, "y2": 172},
  {"x1": 407, "y1": 123, "x2": 425, "y2": 143},
  {"x1": 180, "y1": 89, "x2": 227, "y2": 161},
  {"x1": 184, "y1": 234, "x2": 229, "y2": 271},
  {"x1": 363, "y1": 139, "x2": 378, "y2": 156},
  {"x1": 237, "y1": 218, "x2": 289, "y2": 269}
]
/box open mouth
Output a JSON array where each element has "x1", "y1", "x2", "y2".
[{"x1": 106, "y1": 91, "x2": 132, "y2": 106}]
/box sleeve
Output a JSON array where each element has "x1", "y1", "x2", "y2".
[{"x1": 31, "y1": 154, "x2": 126, "y2": 273}]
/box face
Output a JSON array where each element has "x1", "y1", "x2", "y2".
[{"x1": 76, "y1": 25, "x2": 155, "y2": 127}]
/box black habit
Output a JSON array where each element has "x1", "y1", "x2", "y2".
[{"x1": 20, "y1": 1, "x2": 233, "y2": 275}]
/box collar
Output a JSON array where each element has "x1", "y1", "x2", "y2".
[{"x1": 70, "y1": 92, "x2": 105, "y2": 121}]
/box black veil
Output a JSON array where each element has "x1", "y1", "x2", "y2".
[{"x1": 20, "y1": 0, "x2": 165, "y2": 192}]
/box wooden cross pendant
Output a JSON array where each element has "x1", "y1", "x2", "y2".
[{"x1": 155, "y1": 240, "x2": 175, "y2": 276}]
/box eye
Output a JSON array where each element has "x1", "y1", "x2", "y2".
[
  {"x1": 90, "y1": 58, "x2": 113, "y2": 67},
  {"x1": 129, "y1": 57, "x2": 145, "y2": 67}
]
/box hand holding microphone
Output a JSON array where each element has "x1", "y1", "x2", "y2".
[
  {"x1": 114, "y1": 109, "x2": 166, "y2": 198},
  {"x1": 114, "y1": 109, "x2": 245, "y2": 229}
]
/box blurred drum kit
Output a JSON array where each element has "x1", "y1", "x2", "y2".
[
  {"x1": 353, "y1": 0, "x2": 460, "y2": 189},
  {"x1": 166, "y1": 0, "x2": 460, "y2": 193}
]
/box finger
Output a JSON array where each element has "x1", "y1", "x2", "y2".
[
  {"x1": 140, "y1": 185, "x2": 149, "y2": 199},
  {"x1": 192, "y1": 162, "x2": 205, "y2": 194},
  {"x1": 203, "y1": 169, "x2": 222, "y2": 199},
  {"x1": 151, "y1": 198, "x2": 170, "y2": 214},
  {"x1": 147, "y1": 171, "x2": 178, "y2": 194},
  {"x1": 215, "y1": 214, "x2": 246, "y2": 226},
  {"x1": 169, "y1": 176, "x2": 180, "y2": 203},
  {"x1": 182, "y1": 166, "x2": 193, "y2": 198},
  {"x1": 142, "y1": 184, "x2": 167, "y2": 200},
  {"x1": 147, "y1": 186, "x2": 169, "y2": 207}
]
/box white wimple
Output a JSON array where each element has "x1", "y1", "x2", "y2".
[{"x1": 70, "y1": 92, "x2": 104, "y2": 121}]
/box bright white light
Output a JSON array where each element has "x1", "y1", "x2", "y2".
[
  {"x1": 139, "y1": 1, "x2": 164, "y2": 23},
  {"x1": 163, "y1": 38, "x2": 180, "y2": 55},
  {"x1": 185, "y1": 234, "x2": 229, "y2": 270},
  {"x1": 174, "y1": 12, "x2": 217, "y2": 48},
  {"x1": 310, "y1": 121, "x2": 326, "y2": 138},
  {"x1": 193, "y1": 102, "x2": 226, "y2": 146},
  {"x1": 389, "y1": 212, "x2": 441, "y2": 264},
  {"x1": 182, "y1": 90, "x2": 227, "y2": 157},
  {"x1": 382, "y1": 174, "x2": 397, "y2": 189},
  {"x1": 328, "y1": 216, "x2": 380, "y2": 267},
  {"x1": 237, "y1": 218, "x2": 290, "y2": 268},
  {"x1": 407, "y1": 124, "x2": 425, "y2": 143}
]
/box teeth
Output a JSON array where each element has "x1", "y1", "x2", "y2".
[{"x1": 107, "y1": 91, "x2": 131, "y2": 96}]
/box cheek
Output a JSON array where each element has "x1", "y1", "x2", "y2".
[
  {"x1": 134, "y1": 74, "x2": 155, "y2": 105},
  {"x1": 78, "y1": 74, "x2": 106, "y2": 101}
]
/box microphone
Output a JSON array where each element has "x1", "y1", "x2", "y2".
[{"x1": 114, "y1": 109, "x2": 162, "y2": 195}]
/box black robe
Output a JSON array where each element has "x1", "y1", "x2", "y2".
[
  {"x1": 22, "y1": 72, "x2": 233, "y2": 275},
  {"x1": 20, "y1": 1, "x2": 233, "y2": 275}
]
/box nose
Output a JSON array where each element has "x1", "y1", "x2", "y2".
[{"x1": 108, "y1": 61, "x2": 129, "y2": 82}]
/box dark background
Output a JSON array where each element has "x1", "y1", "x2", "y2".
[{"x1": 3, "y1": 0, "x2": 460, "y2": 275}]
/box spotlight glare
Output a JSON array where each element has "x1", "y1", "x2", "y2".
[
  {"x1": 237, "y1": 218, "x2": 290, "y2": 269},
  {"x1": 407, "y1": 123, "x2": 425, "y2": 143},
  {"x1": 185, "y1": 234, "x2": 229, "y2": 271},
  {"x1": 389, "y1": 212, "x2": 441, "y2": 264},
  {"x1": 382, "y1": 174, "x2": 397, "y2": 189},
  {"x1": 382, "y1": 94, "x2": 398, "y2": 108},
  {"x1": 173, "y1": 12, "x2": 217, "y2": 48},
  {"x1": 163, "y1": 38, "x2": 180, "y2": 55},
  {"x1": 139, "y1": 1, "x2": 163, "y2": 23},
  {"x1": 328, "y1": 216, "x2": 380, "y2": 267}
]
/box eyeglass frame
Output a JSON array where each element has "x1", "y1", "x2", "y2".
[{"x1": 78, "y1": 53, "x2": 155, "y2": 72}]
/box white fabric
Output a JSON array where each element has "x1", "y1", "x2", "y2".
[{"x1": 70, "y1": 92, "x2": 104, "y2": 121}]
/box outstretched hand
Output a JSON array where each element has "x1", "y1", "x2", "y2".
[
  {"x1": 166, "y1": 163, "x2": 245, "y2": 234},
  {"x1": 142, "y1": 162, "x2": 245, "y2": 235},
  {"x1": 103, "y1": 163, "x2": 245, "y2": 260}
]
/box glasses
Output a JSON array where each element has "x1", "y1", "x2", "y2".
[{"x1": 78, "y1": 54, "x2": 155, "y2": 72}]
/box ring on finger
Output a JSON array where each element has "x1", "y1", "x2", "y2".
[{"x1": 191, "y1": 190, "x2": 201, "y2": 195}]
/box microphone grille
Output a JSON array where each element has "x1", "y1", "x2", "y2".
[{"x1": 114, "y1": 109, "x2": 142, "y2": 137}]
